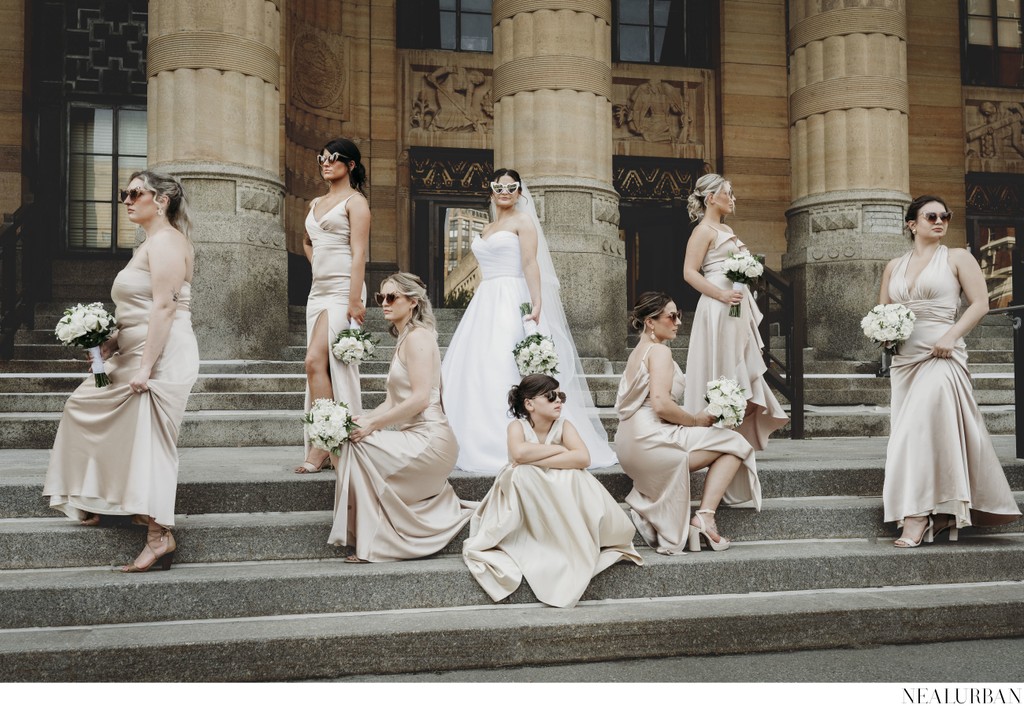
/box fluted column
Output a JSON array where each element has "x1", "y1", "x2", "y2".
[
  {"x1": 147, "y1": 0, "x2": 287, "y2": 358},
  {"x1": 492, "y1": 0, "x2": 623, "y2": 358},
  {"x1": 784, "y1": 0, "x2": 911, "y2": 360}
]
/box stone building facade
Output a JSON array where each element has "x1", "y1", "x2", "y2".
[{"x1": 1, "y1": 0, "x2": 1022, "y2": 361}]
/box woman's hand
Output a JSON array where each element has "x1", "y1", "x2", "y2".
[
  {"x1": 693, "y1": 411, "x2": 716, "y2": 427},
  {"x1": 347, "y1": 298, "x2": 366, "y2": 326},
  {"x1": 718, "y1": 288, "x2": 743, "y2": 305},
  {"x1": 128, "y1": 366, "x2": 152, "y2": 394},
  {"x1": 930, "y1": 334, "x2": 957, "y2": 359},
  {"x1": 349, "y1": 415, "x2": 379, "y2": 443},
  {"x1": 100, "y1": 336, "x2": 119, "y2": 359},
  {"x1": 525, "y1": 301, "x2": 541, "y2": 325}
]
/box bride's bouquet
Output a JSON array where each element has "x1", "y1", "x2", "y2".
[
  {"x1": 704, "y1": 377, "x2": 747, "y2": 429},
  {"x1": 514, "y1": 302, "x2": 559, "y2": 376},
  {"x1": 303, "y1": 398, "x2": 358, "y2": 455},
  {"x1": 331, "y1": 319, "x2": 377, "y2": 365},
  {"x1": 54, "y1": 302, "x2": 117, "y2": 387},
  {"x1": 861, "y1": 303, "x2": 916, "y2": 355},
  {"x1": 722, "y1": 252, "x2": 763, "y2": 318}
]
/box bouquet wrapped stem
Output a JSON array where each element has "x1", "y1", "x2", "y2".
[
  {"x1": 722, "y1": 252, "x2": 763, "y2": 319},
  {"x1": 514, "y1": 302, "x2": 558, "y2": 375},
  {"x1": 729, "y1": 282, "x2": 745, "y2": 318},
  {"x1": 54, "y1": 303, "x2": 117, "y2": 387}
]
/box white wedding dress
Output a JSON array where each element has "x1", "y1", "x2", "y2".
[{"x1": 441, "y1": 190, "x2": 616, "y2": 475}]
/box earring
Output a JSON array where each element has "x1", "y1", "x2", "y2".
[
  {"x1": 158, "y1": 208, "x2": 165, "y2": 216},
  {"x1": 646, "y1": 325, "x2": 656, "y2": 343}
]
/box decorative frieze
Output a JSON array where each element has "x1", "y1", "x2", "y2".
[
  {"x1": 612, "y1": 70, "x2": 712, "y2": 161},
  {"x1": 291, "y1": 29, "x2": 348, "y2": 119},
  {"x1": 612, "y1": 157, "x2": 704, "y2": 204},
  {"x1": 965, "y1": 97, "x2": 1024, "y2": 174},
  {"x1": 967, "y1": 180, "x2": 1024, "y2": 215},
  {"x1": 411, "y1": 65, "x2": 493, "y2": 134},
  {"x1": 408, "y1": 149, "x2": 493, "y2": 196}
]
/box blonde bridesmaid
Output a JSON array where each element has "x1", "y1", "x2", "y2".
[
  {"x1": 682, "y1": 173, "x2": 787, "y2": 450},
  {"x1": 615, "y1": 292, "x2": 761, "y2": 554},
  {"x1": 296, "y1": 138, "x2": 369, "y2": 473},
  {"x1": 43, "y1": 170, "x2": 199, "y2": 572},
  {"x1": 327, "y1": 273, "x2": 473, "y2": 562},
  {"x1": 878, "y1": 195, "x2": 1020, "y2": 547}
]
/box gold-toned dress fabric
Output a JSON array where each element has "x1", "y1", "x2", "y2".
[
  {"x1": 43, "y1": 263, "x2": 199, "y2": 527},
  {"x1": 328, "y1": 327, "x2": 473, "y2": 561},
  {"x1": 304, "y1": 196, "x2": 366, "y2": 450},
  {"x1": 683, "y1": 226, "x2": 788, "y2": 449},
  {"x1": 884, "y1": 245, "x2": 1020, "y2": 528},
  {"x1": 463, "y1": 418, "x2": 643, "y2": 608},
  {"x1": 616, "y1": 346, "x2": 761, "y2": 555}
]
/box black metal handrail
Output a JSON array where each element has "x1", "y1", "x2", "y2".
[
  {"x1": 0, "y1": 205, "x2": 37, "y2": 359},
  {"x1": 993, "y1": 265, "x2": 1024, "y2": 458},
  {"x1": 754, "y1": 261, "x2": 805, "y2": 439}
]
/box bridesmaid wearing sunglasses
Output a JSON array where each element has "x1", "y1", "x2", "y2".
[
  {"x1": 877, "y1": 195, "x2": 1020, "y2": 547},
  {"x1": 463, "y1": 374, "x2": 642, "y2": 608},
  {"x1": 615, "y1": 292, "x2": 761, "y2": 555},
  {"x1": 296, "y1": 138, "x2": 370, "y2": 474},
  {"x1": 327, "y1": 273, "x2": 472, "y2": 562}
]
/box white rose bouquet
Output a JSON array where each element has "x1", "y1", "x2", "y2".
[
  {"x1": 722, "y1": 251, "x2": 763, "y2": 318},
  {"x1": 54, "y1": 302, "x2": 117, "y2": 387},
  {"x1": 514, "y1": 304, "x2": 559, "y2": 375},
  {"x1": 331, "y1": 319, "x2": 377, "y2": 365},
  {"x1": 303, "y1": 398, "x2": 358, "y2": 455},
  {"x1": 861, "y1": 303, "x2": 916, "y2": 355},
  {"x1": 704, "y1": 377, "x2": 748, "y2": 429}
]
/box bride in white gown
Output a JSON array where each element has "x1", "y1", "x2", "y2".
[{"x1": 441, "y1": 168, "x2": 616, "y2": 474}]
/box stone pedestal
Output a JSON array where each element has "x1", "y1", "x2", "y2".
[
  {"x1": 146, "y1": 0, "x2": 288, "y2": 359},
  {"x1": 492, "y1": 0, "x2": 624, "y2": 359},
  {"x1": 785, "y1": 1, "x2": 911, "y2": 360}
]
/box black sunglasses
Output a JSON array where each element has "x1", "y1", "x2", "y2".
[
  {"x1": 922, "y1": 211, "x2": 953, "y2": 224},
  {"x1": 374, "y1": 292, "x2": 402, "y2": 306},
  {"x1": 661, "y1": 311, "x2": 682, "y2": 322},
  {"x1": 118, "y1": 187, "x2": 150, "y2": 203},
  {"x1": 535, "y1": 391, "x2": 567, "y2": 403}
]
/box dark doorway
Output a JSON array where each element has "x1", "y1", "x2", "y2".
[{"x1": 621, "y1": 203, "x2": 699, "y2": 312}]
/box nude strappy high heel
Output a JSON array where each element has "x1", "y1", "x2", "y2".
[
  {"x1": 688, "y1": 509, "x2": 730, "y2": 552},
  {"x1": 121, "y1": 526, "x2": 177, "y2": 572}
]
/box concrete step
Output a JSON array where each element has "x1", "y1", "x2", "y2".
[
  {"x1": 1, "y1": 440, "x2": 1021, "y2": 518},
  {"x1": 1, "y1": 581, "x2": 1021, "y2": 681},
  {"x1": 802, "y1": 373, "x2": 1016, "y2": 406},
  {"x1": 2, "y1": 403, "x2": 1017, "y2": 448},
  {"x1": 3, "y1": 494, "x2": 1022, "y2": 570},
  {"x1": 2, "y1": 537, "x2": 1023, "y2": 630}
]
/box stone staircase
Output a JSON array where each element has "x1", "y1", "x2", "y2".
[{"x1": 0, "y1": 302, "x2": 1022, "y2": 680}]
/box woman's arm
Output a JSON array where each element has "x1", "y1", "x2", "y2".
[
  {"x1": 877, "y1": 258, "x2": 897, "y2": 305},
  {"x1": 303, "y1": 199, "x2": 317, "y2": 263},
  {"x1": 647, "y1": 345, "x2": 714, "y2": 427},
  {"x1": 349, "y1": 328, "x2": 434, "y2": 441},
  {"x1": 522, "y1": 420, "x2": 592, "y2": 469},
  {"x1": 683, "y1": 224, "x2": 742, "y2": 306},
  {"x1": 507, "y1": 421, "x2": 570, "y2": 464},
  {"x1": 346, "y1": 194, "x2": 370, "y2": 325},
  {"x1": 130, "y1": 230, "x2": 189, "y2": 390},
  {"x1": 931, "y1": 248, "x2": 990, "y2": 357},
  {"x1": 517, "y1": 216, "x2": 543, "y2": 324}
]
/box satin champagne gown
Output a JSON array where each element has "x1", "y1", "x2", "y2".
[
  {"x1": 683, "y1": 226, "x2": 788, "y2": 450},
  {"x1": 303, "y1": 196, "x2": 366, "y2": 454},
  {"x1": 616, "y1": 345, "x2": 761, "y2": 555},
  {"x1": 441, "y1": 230, "x2": 616, "y2": 474},
  {"x1": 883, "y1": 245, "x2": 1021, "y2": 529},
  {"x1": 42, "y1": 262, "x2": 200, "y2": 528},
  {"x1": 328, "y1": 326, "x2": 473, "y2": 561},
  {"x1": 463, "y1": 417, "x2": 642, "y2": 608}
]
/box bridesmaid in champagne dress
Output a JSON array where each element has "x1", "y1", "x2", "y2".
[
  {"x1": 878, "y1": 195, "x2": 1020, "y2": 547},
  {"x1": 463, "y1": 374, "x2": 642, "y2": 608},
  {"x1": 296, "y1": 138, "x2": 369, "y2": 474},
  {"x1": 43, "y1": 170, "x2": 199, "y2": 572},
  {"x1": 682, "y1": 173, "x2": 787, "y2": 450},
  {"x1": 616, "y1": 292, "x2": 761, "y2": 555},
  {"x1": 327, "y1": 273, "x2": 473, "y2": 562}
]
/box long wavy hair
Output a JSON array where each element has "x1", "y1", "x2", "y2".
[
  {"x1": 380, "y1": 272, "x2": 437, "y2": 338},
  {"x1": 130, "y1": 170, "x2": 193, "y2": 239}
]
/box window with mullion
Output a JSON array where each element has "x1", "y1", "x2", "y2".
[
  {"x1": 68, "y1": 105, "x2": 147, "y2": 252},
  {"x1": 963, "y1": 0, "x2": 1023, "y2": 87},
  {"x1": 397, "y1": 0, "x2": 492, "y2": 53},
  {"x1": 613, "y1": 0, "x2": 714, "y2": 67}
]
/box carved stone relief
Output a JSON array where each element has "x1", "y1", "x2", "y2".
[
  {"x1": 614, "y1": 80, "x2": 690, "y2": 144},
  {"x1": 291, "y1": 29, "x2": 347, "y2": 118},
  {"x1": 965, "y1": 98, "x2": 1024, "y2": 173},
  {"x1": 411, "y1": 66, "x2": 493, "y2": 133}
]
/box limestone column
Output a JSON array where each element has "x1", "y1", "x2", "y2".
[
  {"x1": 492, "y1": 0, "x2": 623, "y2": 359},
  {"x1": 784, "y1": 0, "x2": 911, "y2": 360},
  {"x1": 146, "y1": 0, "x2": 287, "y2": 358}
]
